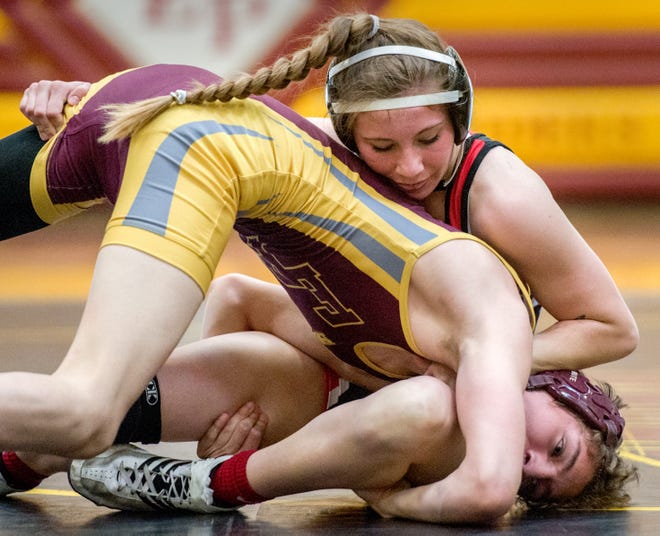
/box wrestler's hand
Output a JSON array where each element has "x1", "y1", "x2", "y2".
[
  {"x1": 196, "y1": 401, "x2": 268, "y2": 459},
  {"x1": 354, "y1": 480, "x2": 412, "y2": 518},
  {"x1": 20, "y1": 80, "x2": 91, "y2": 140}
]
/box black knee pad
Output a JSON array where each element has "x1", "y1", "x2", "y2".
[
  {"x1": 114, "y1": 377, "x2": 162, "y2": 444},
  {"x1": 0, "y1": 126, "x2": 49, "y2": 239}
]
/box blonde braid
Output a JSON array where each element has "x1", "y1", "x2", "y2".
[
  {"x1": 100, "y1": 14, "x2": 372, "y2": 143},
  {"x1": 99, "y1": 96, "x2": 172, "y2": 143}
]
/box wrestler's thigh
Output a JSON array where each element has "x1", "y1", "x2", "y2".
[
  {"x1": 157, "y1": 331, "x2": 327, "y2": 445},
  {"x1": 104, "y1": 127, "x2": 239, "y2": 292}
]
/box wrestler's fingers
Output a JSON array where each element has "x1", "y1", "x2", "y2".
[
  {"x1": 215, "y1": 403, "x2": 266, "y2": 455},
  {"x1": 20, "y1": 81, "x2": 90, "y2": 140},
  {"x1": 20, "y1": 89, "x2": 58, "y2": 140},
  {"x1": 64, "y1": 81, "x2": 91, "y2": 105},
  {"x1": 196, "y1": 413, "x2": 228, "y2": 457},
  {"x1": 19, "y1": 82, "x2": 38, "y2": 122},
  {"x1": 20, "y1": 81, "x2": 63, "y2": 139},
  {"x1": 197, "y1": 401, "x2": 266, "y2": 459},
  {"x1": 239, "y1": 411, "x2": 268, "y2": 453}
]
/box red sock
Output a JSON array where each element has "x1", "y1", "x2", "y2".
[
  {"x1": 0, "y1": 452, "x2": 47, "y2": 490},
  {"x1": 209, "y1": 450, "x2": 268, "y2": 506}
]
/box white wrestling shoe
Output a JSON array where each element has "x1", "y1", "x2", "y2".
[{"x1": 68, "y1": 444, "x2": 236, "y2": 513}]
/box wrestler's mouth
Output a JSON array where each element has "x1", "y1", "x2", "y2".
[
  {"x1": 519, "y1": 477, "x2": 549, "y2": 501},
  {"x1": 399, "y1": 179, "x2": 430, "y2": 195}
]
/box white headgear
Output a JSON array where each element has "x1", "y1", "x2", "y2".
[{"x1": 325, "y1": 45, "x2": 473, "y2": 145}]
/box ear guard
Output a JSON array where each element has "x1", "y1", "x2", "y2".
[{"x1": 444, "y1": 46, "x2": 472, "y2": 144}]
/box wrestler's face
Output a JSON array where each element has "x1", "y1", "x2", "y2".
[
  {"x1": 352, "y1": 105, "x2": 457, "y2": 201},
  {"x1": 519, "y1": 390, "x2": 598, "y2": 502}
]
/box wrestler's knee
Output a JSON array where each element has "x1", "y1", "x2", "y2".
[
  {"x1": 392, "y1": 377, "x2": 453, "y2": 435},
  {"x1": 359, "y1": 377, "x2": 453, "y2": 452},
  {"x1": 204, "y1": 274, "x2": 270, "y2": 335},
  {"x1": 207, "y1": 273, "x2": 255, "y2": 306},
  {"x1": 54, "y1": 390, "x2": 123, "y2": 458}
]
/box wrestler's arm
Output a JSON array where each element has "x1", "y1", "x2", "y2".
[
  {"x1": 368, "y1": 241, "x2": 532, "y2": 523},
  {"x1": 21, "y1": 82, "x2": 341, "y2": 145},
  {"x1": 469, "y1": 148, "x2": 638, "y2": 372}
]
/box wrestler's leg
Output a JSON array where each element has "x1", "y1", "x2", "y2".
[
  {"x1": 62, "y1": 376, "x2": 456, "y2": 511},
  {"x1": 0, "y1": 126, "x2": 49, "y2": 239},
  {"x1": 202, "y1": 274, "x2": 333, "y2": 360},
  {"x1": 0, "y1": 245, "x2": 203, "y2": 457},
  {"x1": 157, "y1": 331, "x2": 327, "y2": 446},
  {"x1": 8, "y1": 331, "x2": 327, "y2": 483},
  {"x1": 241, "y1": 375, "x2": 460, "y2": 498},
  {"x1": 202, "y1": 274, "x2": 289, "y2": 336}
]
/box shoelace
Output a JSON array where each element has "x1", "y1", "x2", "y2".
[{"x1": 117, "y1": 457, "x2": 193, "y2": 510}]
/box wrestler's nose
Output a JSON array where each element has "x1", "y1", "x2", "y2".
[
  {"x1": 524, "y1": 451, "x2": 557, "y2": 479},
  {"x1": 395, "y1": 147, "x2": 425, "y2": 179}
]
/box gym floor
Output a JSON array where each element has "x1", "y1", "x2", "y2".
[{"x1": 0, "y1": 200, "x2": 659, "y2": 535}]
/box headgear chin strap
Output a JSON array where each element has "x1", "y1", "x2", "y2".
[
  {"x1": 325, "y1": 45, "x2": 473, "y2": 144},
  {"x1": 526, "y1": 370, "x2": 625, "y2": 448}
]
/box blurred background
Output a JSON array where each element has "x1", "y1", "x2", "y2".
[{"x1": 0, "y1": 0, "x2": 658, "y2": 304}]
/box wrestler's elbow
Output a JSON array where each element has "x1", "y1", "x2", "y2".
[{"x1": 469, "y1": 486, "x2": 516, "y2": 523}]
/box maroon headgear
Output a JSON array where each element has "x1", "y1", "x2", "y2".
[{"x1": 526, "y1": 370, "x2": 625, "y2": 448}]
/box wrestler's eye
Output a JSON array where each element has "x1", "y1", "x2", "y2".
[
  {"x1": 552, "y1": 438, "x2": 565, "y2": 457},
  {"x1": 371, "y1": 144, "x2": 394, "y2": 153},
  {"x1": 419, "y1": 134, "x2": 440, "y2": 146}
]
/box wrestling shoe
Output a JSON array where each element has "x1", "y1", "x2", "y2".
[
  {"x1": 0, "y1": 472, "x2": 29, "y2": 496},
  {"x1": 68, "y1": 444, "x2": 236, "y2": 513}
]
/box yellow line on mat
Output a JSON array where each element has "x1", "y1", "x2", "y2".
[
  {"x1": 621, "y1": 451, "x2": 660, "y2": 468},
  {"x1": 26, "y1": 488, "x2": 79, "y2": 497}
]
